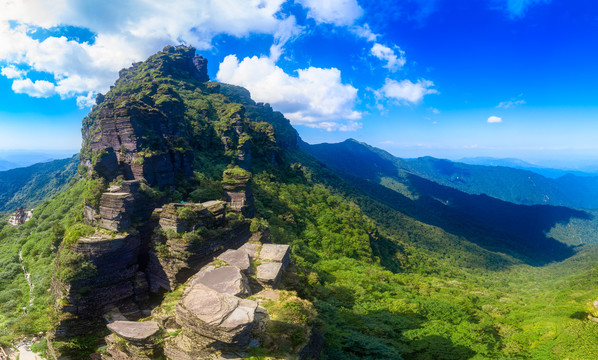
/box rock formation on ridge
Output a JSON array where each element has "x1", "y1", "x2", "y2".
[{"x1": 47, "y1": 45, "x2": 318, "y2": 360}]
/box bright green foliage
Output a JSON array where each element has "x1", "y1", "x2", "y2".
[
  {"x1": 255, "y1": 291, "x2": 317, "y2": 357},
  {"x1": 0, "y1": 180, "x2": 87, "y2": 344}
]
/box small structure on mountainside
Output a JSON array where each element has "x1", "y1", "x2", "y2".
[{"x1": 8, "y1": 207, "x2": 33, "y2": 226}]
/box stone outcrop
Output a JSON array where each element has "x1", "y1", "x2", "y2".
[
  {"x1": 217, "y1": 249, "x2": 251, "y2": 273},
  {"x1": 107, "y1": 321, "x2": 160, "y2": 343},
  {"x1": 105, "y1": 321, "x2": 162, "y2": 360},
  {"x1": 190, "y1": 265, "x2": 250, "y2": 297},
  {"x1": 84, "y1": 180, "x2": 153, "y2": 231},
  {"x1": 146, "y1": 201, "x2": 251, "y2": 293},
  {"x1": 255, "y1": 244, "x2": 290, "y2": 289},
  {"x1": 222, "y1": 167, "x2": 255, "y2": 217},
  {"x1": 100, "y1": 236, "x2": 321, "y2": 360},
  {"x1": 158, "y1": 201, "x2": 226, "y2": 233},
  {"x1": 259, "y1": 244, "x2": 290, "y2": 268},
  {"x1": 256, "y1": 262, "x2": 283, "y2": 288},
  {"x1": 50, "y1": 45, "x2": 316, "y2": 360},
  {"x1": 52, "y1": 231, "x2": 149, "y2": 340},
  {"x1": 239, "y1": 242, "x2": 260, "y2": 259},
  {"x1": 177, "y1": 283, "x2": 257, "y2": 344},
  {"x1": 83, "y1": 98, "x2": 193, "y2": 188}
]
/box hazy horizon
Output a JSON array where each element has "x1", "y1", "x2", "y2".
[{"x1": 1, "y1": 0, "x2": 597, "y2": 171}]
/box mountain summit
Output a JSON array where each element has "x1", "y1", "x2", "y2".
[{"x1": 48, "y1": 45, "x2": 320, "y2": 359}]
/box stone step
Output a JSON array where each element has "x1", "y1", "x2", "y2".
[
  {"x1": 217, "y1": 249, "x2": 251, "y2": 273},
  {"x1": 258, "y1": 244, "x2": 290, "y2": 269},
  {"x1": 256, "y1": 262, "x2": 283, "y2": 289},
  {"x1": 238, "y1": 242, "x2": 259, "y2": 259},
  {"x1": 107, "y1": 320, "x2": 160, "y2": 343}
]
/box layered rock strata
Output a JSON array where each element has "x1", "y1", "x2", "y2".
[
  {"x1": 222, "y1": 167, "x2": 255, "y2": 217},
  {"x1": 256, "y1": 244, "x2": 290, "y2": 289},
  {"x1": 52, "y1": 231, "x2": 148, "y2": 339},
  {"x1": 105, "y1": 321, "x2": 162, "y2": 359},
  {"x1": 146, "y1": 201, "x2": 251, "y2": 292},
  {"x1": 102, "y1": 238, "x2": 320, "y2": 360}
]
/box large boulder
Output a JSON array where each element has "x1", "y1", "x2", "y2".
[{"x1": 176, "y1": 283, "x2": 257, "y2": 344}]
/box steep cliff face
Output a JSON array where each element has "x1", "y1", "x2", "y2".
[{"x1": 48, "y1": 45, "x2": 310, "y2": 359}]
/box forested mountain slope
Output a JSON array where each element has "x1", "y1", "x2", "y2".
[
  {"x1": 0, "y1": 156, "x2": 78, "y2": 213},
  {"x1": 304, "y1": 139, "x2": 598, "y2": 209}
]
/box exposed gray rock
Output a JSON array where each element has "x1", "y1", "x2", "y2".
[
  {"x1": 256, "y1": 262, "x2": 283, "y2": 288},
  {"x1": 176, "y1": 283, "x2": 257, "y2": 344},
  {"x1": 159, "y1": 201, "x2": 226, "y2": 233},
  {"x1": 99, "y1": 192, "x2": 133, "y2": 232},
  {"x1": 190, "y1": 265, "x2": 250, "y2": 297},
  {"x1": 146, "y1": 220, "x2": 252, "y2": 293},
  {"x1": 103, "y1": 307, "x2": 127, "y2": 323},
  {"x1": 217, "y1": 249, "x2": 251, "y2": 273},
  {"x1": 258, "y1": 244, "x2": 290, "y2": 268},
  {"x1": 299, "y1": 327, "x2": 324, "y2": 360},
  {"x1": 107, "y1": 321, "x2": 160, "y2": 343},
  {"x1": 239, "y1": 243, "x2": 259, "y2": 259}
]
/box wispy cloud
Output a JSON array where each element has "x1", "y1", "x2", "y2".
[
  {"x1": 497, "y1": 98, "x2": 525, "y2": 109},
  {"x1": 12, "y1": 78, "x2": 56, "y2": 98},
  {"x1": 350, "y1": 24, "x2": 378, "y2": 42},
  {"x1": 501, "y1": 0, "x2": 551, "y2": 18},
  {"x1": 1, "y1": 65, "x2": 26, "y2": 79}
]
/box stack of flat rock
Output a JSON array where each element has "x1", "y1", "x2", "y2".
[
  {"x1": 104, "y1": 321, "x2": 162, "y2": 359},
  {"x1": 103, "y1": 241, "x2": 292, "y2": 359},
  {"x1": 255, "y1": 244, "x2": 290, "y2": 288}
]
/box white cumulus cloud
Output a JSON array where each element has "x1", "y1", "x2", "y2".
[
  {"x1": 370, "y1": 43, "x2": 406, "y2": 72},
  {"x1": 217, "y1": 55, "x2": 361, "y2": 131},
  {"x1": 1, "y1": 65, "x2": 26, "y2": 79},
  {"x1": 12, "y1": 78, "x2": 56, "y2": 98},
  {"x1": 76, "y1": 92, "x2": 97, "y2": 109},
  {"x1": 377, "y1": 78, "x2": 438, "y2": 104},
  {"x1": 488, "y1": 115, "x2": 503, "y2": 123},
  {"x1": 0, "y1": 0, "x2": 300, "y2": 106},
  {"x1": 297, "y1": 0, "x2": 363, "y2": 26}
]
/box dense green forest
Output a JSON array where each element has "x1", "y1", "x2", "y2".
[{"x1": 1, "y1": 47, "x2": 598, "y2": 360}]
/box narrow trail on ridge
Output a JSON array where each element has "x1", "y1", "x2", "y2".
[{"x1": 18, "y1": 249, "x2": 34, "y2": 309}]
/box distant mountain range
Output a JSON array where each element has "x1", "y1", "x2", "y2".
[
  {"x1": 302, "y1": 139, "x2": 598, "y2": 210},
  {"x1": 0, "y1": 149, "x2": 78, "y2": 171},
  {"x1": 458, "y1": 156, "x2": 598, "y2": 178}
]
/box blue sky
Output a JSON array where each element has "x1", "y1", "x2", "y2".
[{"x1": 0, "y1": 0, "x2": 597, "y2": 167}]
